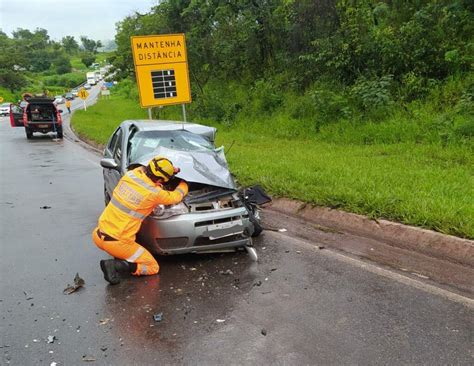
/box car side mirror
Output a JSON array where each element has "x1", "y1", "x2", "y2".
[{"x1": 100, "y1": 158, "x2": 118, "y2": 170}]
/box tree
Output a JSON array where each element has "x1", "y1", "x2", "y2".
[
  {"x1": 53, "y1": 54, "x2": 72, "y2": 74},
  {"x1": 11, "y1": 28, "x2": 54, "y2": 72},
  {"x1": 62, "y1": 36, "x2": 79, "y2": 54},
  {"x1": 80, "y1": 36, "x2": 102, "y2": 53},
  {"x1": 80, "y1": 52, "x2": 96, "y2": 67},
  {"x1": 0, "y1": 69, "x2": 27, "y2": 92}
]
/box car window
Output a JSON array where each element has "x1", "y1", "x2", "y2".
[
  {"x1": 113, "y1": 129, "x2": 123, "y2": 163},
  {"x1": 129, "y1": 130, "x2": 215, "y2": 162},
  {"x1": 11, "y1": 105, "x2": 22, "y2": 114},
  {"x1": 107, "y1": 128, "x2": 121, "y2": 155}
]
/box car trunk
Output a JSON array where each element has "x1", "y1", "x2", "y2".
[{"x1": 26, "y1": 103, "x2": 58, "y2": 123}]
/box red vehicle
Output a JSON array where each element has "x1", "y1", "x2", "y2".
[{"x1": 10, "y1": 97, "x2": 63, "y2": 139}]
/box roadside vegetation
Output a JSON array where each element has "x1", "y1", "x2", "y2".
[
  {"x1": 60, "y1": 0, "x2": 474, "y2": 238},
  {"x1": 0, "y1": 29, "x2": 108, "y2": 101}
]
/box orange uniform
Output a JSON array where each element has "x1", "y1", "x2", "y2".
[{"x1": 92, "y1": 166, "x2": 188, "y2": 276}]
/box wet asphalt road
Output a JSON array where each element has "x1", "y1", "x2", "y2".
[{"x1": 0, "y1": 93, "x2": 473, "y2": 365}]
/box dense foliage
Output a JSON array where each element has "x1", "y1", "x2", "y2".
[
  {"x1": 112, "y1": 0, "x2": 473, "y2": 141},
  {"x1": 0, "y1": 29, "x2": 102, "y2": 96}
]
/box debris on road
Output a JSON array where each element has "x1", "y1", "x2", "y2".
[
  {"x1": 278, "y1": 228, "x2": 287, "y2": 232},
  {"x1": 216, "y1": 319, "x2": 226, "y2": 323},
  {"x1": 100, "y1": 347, "x2": 108, "y2": 352},
  {"x1": 23, "y1": 291, "x2": 34, "y2": 300},
  {"x1": 50, "y1": 362, "x2": 57, "y2": 366},
  {"x1": 253, "y1": 281, "x2": 262, "y2": 287},
  {"x1": 261, "y1": 328, "x2": 267, "y2": 336},
  {"x1": 47, "y1": 335, "x2": 56, "y2": 344},
  {"x1": 40, "y1": 206, "x2": 52, "y2": 210},
  {"x1": 153, "y1": 312, "x2": 163, "y2": 322},
  {"x1": 98, "y1": 318, "x2": 110, "y2": 325},
  {"x1": 82, "y1": 355, "x2": 96, "y2": 362},
  {"x1": 63, "y1": 273, "x2": 85, "y2": 295},
  {"x1": 219, "y1": 269, "x2": 233, "y2": 276}
]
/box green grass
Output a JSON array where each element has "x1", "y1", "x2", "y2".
[
  {"x1": 71, "y1": 95, "x2": 146, "y2": 144},
  {"x1": 71, "y1": 95, "x2": 474, "y2": 239},
  {"x1": 70, "y1": 56, "x2": 88, "y2": 71},
  {"x1": 0, "y1": 87, "x2": 18, "y2": 103},
  {"x1": 70, "y1": 51, "x2": 113, "y2": 72}
]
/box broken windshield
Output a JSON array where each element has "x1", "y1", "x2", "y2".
[{"x1": 129, "y1": 130, "x2": 215, "y2": 163}]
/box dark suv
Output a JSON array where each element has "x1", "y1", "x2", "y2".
[{"x1": 10, "y1": 97, "x2": 63, "y2": 139}]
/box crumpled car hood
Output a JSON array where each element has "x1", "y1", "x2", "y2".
[{"x1": 134, "y1": 146, "x2": 236, "y2": 189}]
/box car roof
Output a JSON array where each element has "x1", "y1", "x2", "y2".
[
  {"x1": 120, "y1": 120, "x2": 217, "y2": 142},
  {"x1": 26, "y1": 97, "x2": 56, "y2": 104},
  {"x1": 1, "y1": 103, "x2": 10, "y2": 106}
]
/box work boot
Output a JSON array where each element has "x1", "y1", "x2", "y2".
[{"x1": 100, "y1": 259, "x2": 133, "y2": 285}]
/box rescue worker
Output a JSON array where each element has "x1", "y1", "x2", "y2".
[
  {"x1": 92, "y1": 156, "x2": 188, "y2": 285},
  {"x1": 65, "y1": 99, "x2": 71, "y2": 114}
]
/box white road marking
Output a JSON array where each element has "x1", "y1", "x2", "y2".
[{"x1": 268, "y1": 231, "x2": 474, "y2": 308}]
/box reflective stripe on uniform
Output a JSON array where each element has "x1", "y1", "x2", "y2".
[
  {"x1": 110, "y1": 197, "x2": 147, "y2": 220},
  {"x1": 126, "y1": 246, "x2": 145, "y2": 262},
  {"x1": 176, "y1": 187, "x2": 186, "y2": 197},
  {"x1": 127, "y1": 171, "x2": 160, "y2": 193},
  {"x1": 141, "y1": 265, "x2": 148, "y2": 275}
]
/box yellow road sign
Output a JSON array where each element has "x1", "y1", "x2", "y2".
[
  {"x1": 131, "y1": 34, "x2": 191, "y2": 108},
  {"x1": 0, "y1": 97, "x2": 4, "y2": 103},
  {"x1": 78, "y1": 88, "x2": 89, "y2": 100}
]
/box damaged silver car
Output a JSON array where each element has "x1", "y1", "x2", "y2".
[{"x1": 100, "y1": 120, "x2": 266, "y2": 260}]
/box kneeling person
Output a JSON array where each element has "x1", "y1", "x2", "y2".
[{"x1": 93, "y1": 156, "x2": 188, "y2": 285}]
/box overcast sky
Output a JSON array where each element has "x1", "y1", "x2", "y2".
[{"x1": 0, "y1": 0, "x2": 155, "y2": 41}]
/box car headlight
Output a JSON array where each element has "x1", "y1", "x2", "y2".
[{"x1": 152, "y1": 202, "x2": 189, "y2": 219}]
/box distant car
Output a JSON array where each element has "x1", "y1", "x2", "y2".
[
  {"x1": 10, "y1": 97, "x2": 63, "y2": 139},
  {"x1": 54, "y1": 95, "x2": 65, "y2": 104},
  {"x1": 0, "y1": 103, "x2": 10, "y2": 116},
  {"x1": 83, "y1": 83, "x2": 92, "y2": 90},
  {"x1": 101, "y1": 120, "x2": 266, "y2": 260},
  {"x1": 71, "y1": 89, "x2": 79, "y2": 97},
  {"x1": 65, "y1": 93, "x2": 74, "y2": 100}
]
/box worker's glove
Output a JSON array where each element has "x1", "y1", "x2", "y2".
[{"x1": 163, "y1": 176, "x2": 180, "y2": 190}]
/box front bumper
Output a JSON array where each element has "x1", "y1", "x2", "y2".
[{"x1": 137, "y1": 206, "x2": 253, "y2": 255}]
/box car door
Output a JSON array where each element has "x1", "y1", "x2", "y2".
[
  {"x1": 103, "y1": 127, "x2": 123, "y2": 196},
  {"x1": 9, "y1": 104, "x2": 24, "y2": 127}
]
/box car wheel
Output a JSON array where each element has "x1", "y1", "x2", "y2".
[
  {"x1": 25, "y1": 128, "x2": 33, "y2": 139},
  {"x1": 56, "y1": 126, "x2": 63, "y2": 139}
]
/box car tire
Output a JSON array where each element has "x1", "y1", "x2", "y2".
[
  {"x1": 25, "y1": 128, "x2": 33, "y2": 139},
  {"x1": 56, "y1": 126, "x2": 63, "y2": 139}
]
